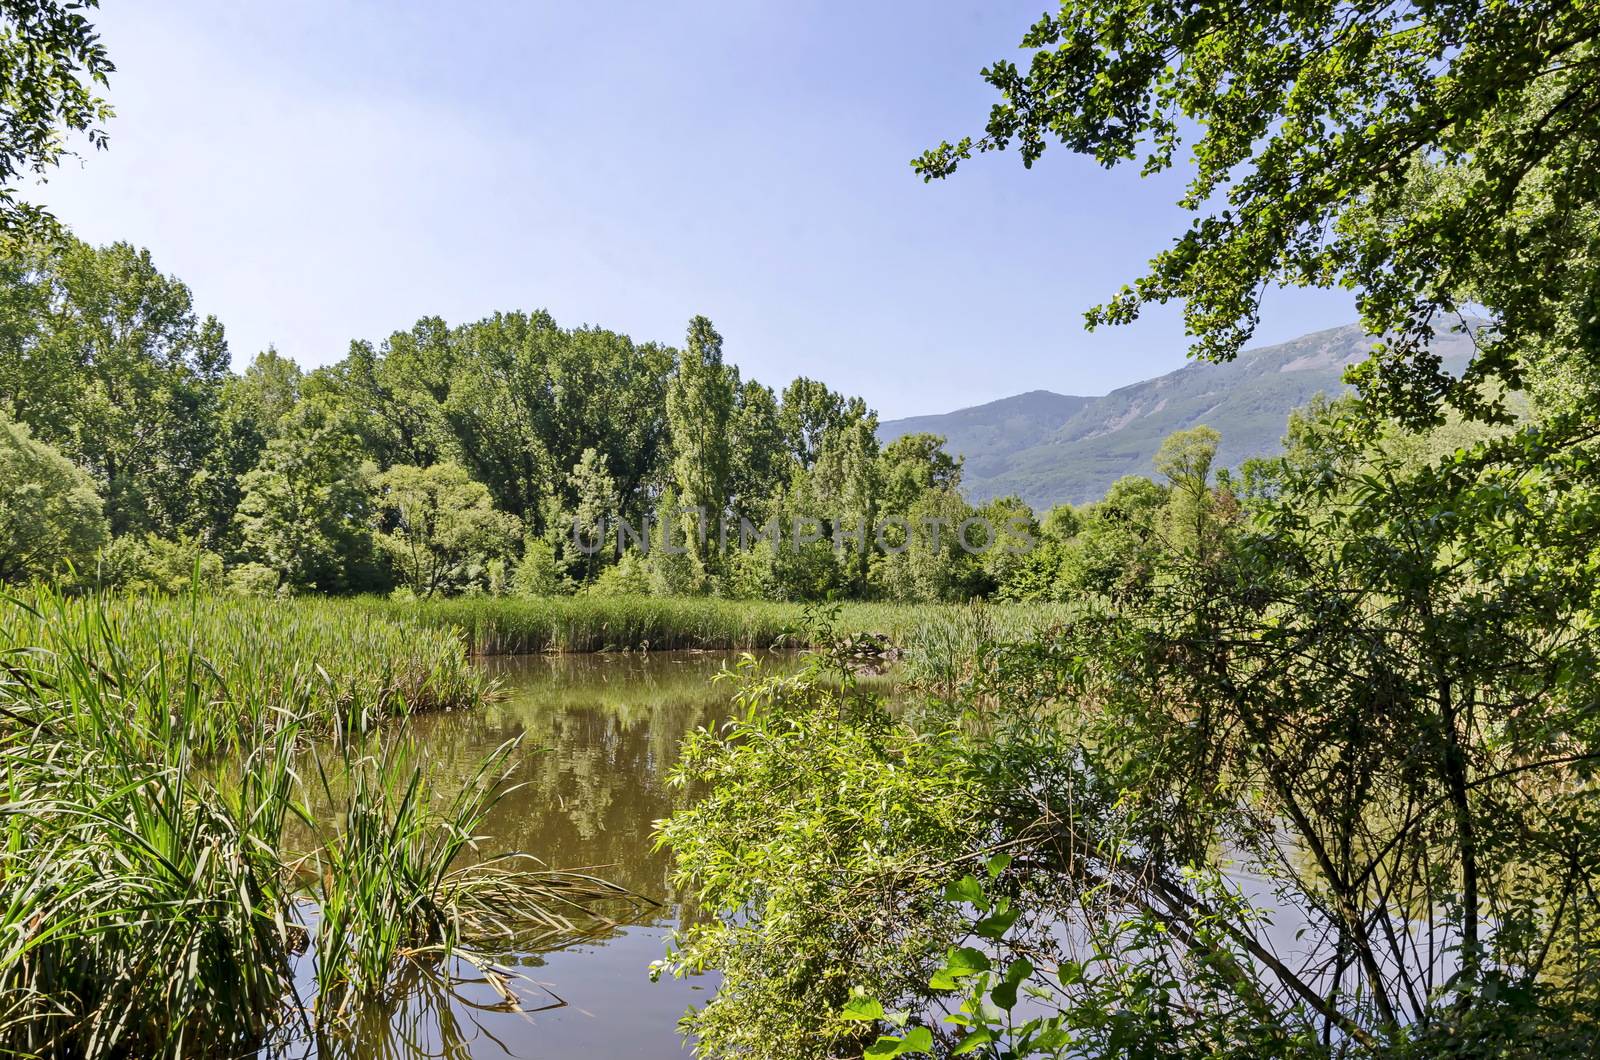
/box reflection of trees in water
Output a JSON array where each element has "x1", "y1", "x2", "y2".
[
  {"x1": 399, "y1": 652, "x2": 784, "y2": 908},
  {"x1": 270, "y1": 957, "x2": 566, "y2": 1060},
  {"x1": 265, "y1": 655, "x2": 757, "y2": 1058}
]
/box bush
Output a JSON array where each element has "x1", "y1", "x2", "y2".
[
  {"x1": 512, "y1": 536, "x2": 575, "y2": 596},
  {"x1": 654, "y1": 652, "x2": 988, "y2": 1056},
  {"x1": 586, "y1": 551, "x2": 651, "y2": 596},
  {"x1": 93, "y1": 532, "x2": 224, "y2": 594},
  {"x1": 225, "y1": 561, "x2": 282, "y2": 597}
]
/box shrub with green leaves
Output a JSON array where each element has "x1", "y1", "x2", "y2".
[{"x1": 653, "y1": 651, "x2": 993, "y2": 1057}]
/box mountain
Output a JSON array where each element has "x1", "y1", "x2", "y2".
[{"x1": 879, "y1": 322, "x2": 1478, "y2": 510}]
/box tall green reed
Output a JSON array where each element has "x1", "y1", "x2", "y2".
[
  {"x1": 0, "y1": 592, "x2": 306, "y2": 1057},
  {"x1": 0, "y1": 589, "x2": 493, "y2": 754},
  {"x1": 0, "y1": 590, "x2": 636, "y2": 1057},
  {"x1": 368, "y1": 594, "x2": 1071, "y2": 656},
  {"x1": 296, "y1": 736, "x2": 647, "y2": 1025}
]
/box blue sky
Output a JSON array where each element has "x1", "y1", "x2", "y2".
[{"x1": 36, "y1": 0, "x2": 1355, "y2": 420}]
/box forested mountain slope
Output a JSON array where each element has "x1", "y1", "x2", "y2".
[{"x1": 880, "y1": 322, "x2": 1479, "y2": 507}]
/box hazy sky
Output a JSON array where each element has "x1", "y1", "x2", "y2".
[{"x1": 35, "y1": 1, "x2": 1355, "y2": 420}]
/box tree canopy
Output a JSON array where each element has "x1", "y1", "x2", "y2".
[
  {"x1": 0, "y1": 411, "x2": 104, "y2": 582},
  {"x1": 0, "y1": 1, "x2": 114, "y2": 235},
  {"x1": 917, "y1": 0, "x2": 1600, "y2": 427}
]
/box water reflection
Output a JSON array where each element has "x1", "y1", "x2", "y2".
[{"x1": 275, "y1": 650, "x2": 783, "y2": 1059}]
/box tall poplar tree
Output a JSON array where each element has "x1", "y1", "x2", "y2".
[{"x1": 665, "y1": 316, "x2": 735, "y2": 568}]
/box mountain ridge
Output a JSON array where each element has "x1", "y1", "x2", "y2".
[{"x1": 879, "y1": 322, "x2": 1478, "y2": 509}]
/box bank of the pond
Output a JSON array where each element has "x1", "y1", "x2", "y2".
[{"x1": 356, "y1": 594, "x2": 1071, "y2": 655}]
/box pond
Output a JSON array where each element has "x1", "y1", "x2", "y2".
[{"x1": 275, "y1": 650, "x2": 787, "y2": 1059}]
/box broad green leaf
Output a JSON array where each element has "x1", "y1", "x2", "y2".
[
  {"x1": 953, "y1": 1028, "x2": 997, "y2": 1055},
  {"x1": 944, "y1": 874, "x2": 987, "y2": 909},
  {"x1": 974, "y1": 905, "x2": 1019, "y2": 940},
  {"x1": 945, "y1": 945, "x2": 991, "y2": 977},
  {"x1": 841, "y1": 996, "x2": 884, "y2": 1021}
]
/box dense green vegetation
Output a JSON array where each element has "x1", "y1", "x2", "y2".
[
  {"x1": 385, "y1": 595, "x2": 1068, "y2": 655},
  {"x1": 0, "y1": 590, "x2": 491, "y2": 750},
  {"x1": 0, "y1": 591, "x2": 638, "y2": 1055},
  {"x1": 0, "y1": 225, "x2": 1262, "y2": 607},
  {"x1": 652, "y1": 1, "x2": 1600, "y2": 1058},
  {"x1": 6, "y1": 0, "x2": 1600, "y2": 1057}
]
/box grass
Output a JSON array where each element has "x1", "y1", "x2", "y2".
[
  {"x1": 0, "y1": 589, "x2": 641, "y2": 1057},
  {"x1": 0, "y1": 589, "x2": 493, "y2": 754},
  {"x1": 362, "y1": 594, "x2": 1072, "y2": 655}
]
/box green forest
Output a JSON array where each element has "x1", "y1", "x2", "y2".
[
  {"x1": 5, "y1": 1, "x2": 1600, "y2": 1058},
  {"x1": 0, "y1": 231, "x2": 1238, "y2": 605}
]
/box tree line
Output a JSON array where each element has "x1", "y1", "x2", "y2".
[{"x1": 0, "y1": 232, "x2": 1233, "y2": 603}]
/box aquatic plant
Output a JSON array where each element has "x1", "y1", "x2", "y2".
[
  {"x1": 0, "y1": 591, "x2": 637, "y2": 1056},
  {"x1": 0, "y1": 594, "x2": 305, "y2": 1057},
  {"x1": 376, "y1": 593, "x2": 1068, "y2": 656},
  {"x1": 298, "y1": 735, "x2": 648, "y2": 1024},
  {"x1": 0, "y1": 589, "x2": 494, "y2": 753}
]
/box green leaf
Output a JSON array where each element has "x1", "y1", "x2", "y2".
[
  {"x1": 1032, "y1": 1027, "x2": 1072, "y2": 1050},
  {"x1": 945, "y1": 945, "x2": 991, "y2": 977},
  {"x1": 986, "y1": 852, "x2": 1012, "y2": 878},
  {"x1": 841, "y1": 996, "x2": 885, "y2": 1022},
  {"x1": 899, "y1": 1026, "x2": 934, "y2": 1055},
  {"x1": 974, "y1": 905, "x2": 1019, "y2": 940},
  {"x1": 990, "y1": 958, "x2": 1033, "y2": 1011},
  {"x1": 944, "y1": 874, "x2": 987, "y2": 909},
  {"x1": 953, "y1": 1028, "x2": 997, "y2": 1055}
]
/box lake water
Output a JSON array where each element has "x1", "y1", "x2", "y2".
[
  {"x1": 261, "y1": 650, "x2": 1424, "y2": 1058},
  {"x1": 279, "y1": 650, "x2": 776, "y2": 1059}
]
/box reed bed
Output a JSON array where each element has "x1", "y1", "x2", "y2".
[
  {"x1": 0, "y1": 591, "x2": 640, "y2": 1058},
  {"x1": 0, "y1": 589, "x2": 493, "y2": 753},
  {"x1": 363, "y1": 594, "x2": 1071, "y2": 656}
]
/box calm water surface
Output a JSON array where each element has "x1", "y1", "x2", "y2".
[
  {"x1": 283, "y1": 651, "x2": 787, "y2": 1059},
  {"x1": 267, "y1": 653, "x2": 1398, "y2": 1057}
]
